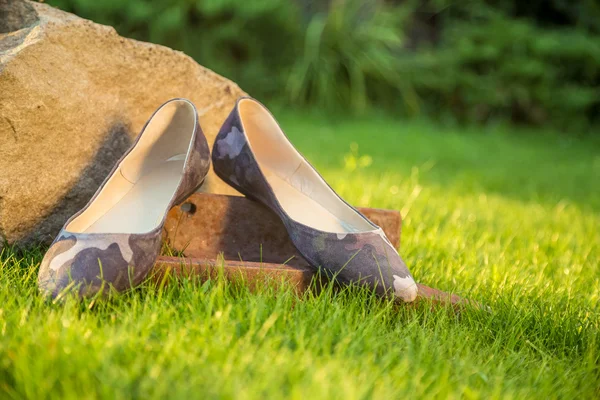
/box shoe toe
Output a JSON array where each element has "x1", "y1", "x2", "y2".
[
  {"x1": 292, "y1": 227, "x2": 418, "y2": 302},
  {"x1": 38, "y1": 231, "x2": 161, "y2": 298},
  {"x1": 392, "y1": 274, "x2": 418, "y2": 302}
]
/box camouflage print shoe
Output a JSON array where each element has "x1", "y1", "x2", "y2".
[
  {"x1": 38, "y1": 99, "x2": 210, "y2": 298},
  {"x1": 212, "y1": 97, "x2": 418, "y2": 302}
]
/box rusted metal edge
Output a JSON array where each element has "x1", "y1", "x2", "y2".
[{"x1": 153, "y1": 255, "x2": 469, "y2": 308}]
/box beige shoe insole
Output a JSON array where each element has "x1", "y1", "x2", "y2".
[
  {"x1": 83, "y1": 159, "x2": 185, "y2": 234},
  {"x1": 263, "y1": 168, "x2": 361, "y2": 234}
]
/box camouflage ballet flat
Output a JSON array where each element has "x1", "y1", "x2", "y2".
[
  {"x1": 38, "y1": 99, "x2": 210, "y2": 298},
  {"x1": 212, "y1": 97, "x2": 418, "y2": 302}
]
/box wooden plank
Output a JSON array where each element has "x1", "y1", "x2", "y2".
[{"x1": 163, "y1": 193, "x2": 401, "y2": 267}]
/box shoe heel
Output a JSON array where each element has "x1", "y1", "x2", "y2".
[
  {"x1": 213, "y1": 166, "x2": 261, "y2": 203},
  {"x1": 174, "y1": 178, "x2": 205, "y2": 206}
]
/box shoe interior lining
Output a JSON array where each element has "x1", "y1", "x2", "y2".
[
  {"x1": 65, "y1": 100, "x2": 196, "y2": 234},
  {"x1": 238, "y1": 99, "x2": 376, "y2": 234}
]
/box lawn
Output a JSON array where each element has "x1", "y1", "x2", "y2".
[{"x1": 1, "y1": 113, "x2": 599, "y2": 399}]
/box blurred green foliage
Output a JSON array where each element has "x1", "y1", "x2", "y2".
[
  {"x1": 402, "y1": 12, "x2": 600, "y2": 129},
  {"x1": 46, "y1": 0, "x2": 600, "y2": 130}
]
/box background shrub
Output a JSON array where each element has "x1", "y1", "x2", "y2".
[
  {"x1": 45, "y1": 0, "x2": 600, "y2": 131},
  {"x1": 401, "y1": 11, "x2": 600, "y2": 129}
]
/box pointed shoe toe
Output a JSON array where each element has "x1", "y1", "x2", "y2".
[
  {"x1": 288, "y1": 226, "x2": 418, "y2": 301},
  {"x1": 38, "y1": 99, "x2": 210, "y2": 298},
  {"x1": 212, "y1": 97, "x2": 418, "y2": 302},
  {"x1": 38, "y1": 230, "x2": 162, "y2": 298}
]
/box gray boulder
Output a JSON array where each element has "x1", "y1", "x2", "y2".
[{"x1": 0, "y1": 0, "x2": 245, "y2": 247}]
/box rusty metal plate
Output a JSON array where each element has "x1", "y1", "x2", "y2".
[
  {"x1": 153, "y1": 256, "x2": 467, "y2": 307},
  {"x1": 158, "y1": 194, "x2": 473, "y2": 309},
  {"x1": 163, "y1": 193, "x2": 401, "y2": 267}
]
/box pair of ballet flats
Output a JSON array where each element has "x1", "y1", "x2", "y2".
[{"x1": 38, "y1": 97, "x2": 418, "y2": 302}]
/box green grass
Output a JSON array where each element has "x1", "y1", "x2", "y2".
[{"x1": 1, "y1": 114, "x2": 599, "y2": 399}]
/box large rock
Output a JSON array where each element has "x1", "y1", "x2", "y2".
[{"x1": 0, "y1": 0, "x2": 245, "y2": 247}]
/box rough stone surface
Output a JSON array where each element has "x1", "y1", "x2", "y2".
[{"x1": 0, "y1": 0, "x2": 244, "y2": 247}]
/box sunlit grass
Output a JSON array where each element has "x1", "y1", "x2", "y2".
[{"x1": 1, "y1": 114, "x2": 598, "y2": 398}]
